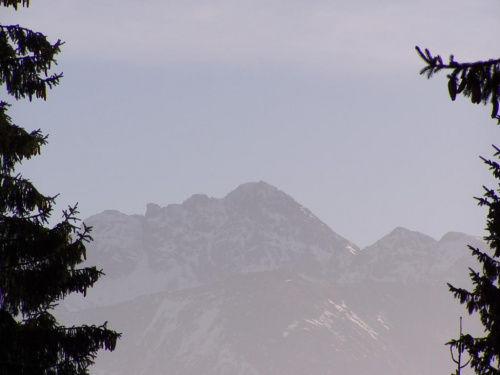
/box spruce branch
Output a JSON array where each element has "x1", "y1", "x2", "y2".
[{"x1": 416, "y1": 47, "x2": 500, "y2": 121}]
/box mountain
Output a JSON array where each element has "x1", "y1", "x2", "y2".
[
  {"x1": 57, "y1": 182, "x2": 485, "y2": 375},
  {"x1": 342, "y1": 227, "x2": 484, "y2": 285},
  {"x1": 64, "y1": 181, "x2": 357, "y2": 309}
]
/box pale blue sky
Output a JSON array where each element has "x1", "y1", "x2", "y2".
[{"x1": 3, "y1": 0, "x2": 500, "y2": 247}]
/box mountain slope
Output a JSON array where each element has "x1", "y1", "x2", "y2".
[{"x1": 65, "y1": 271, "x2": 408, "y2": 375}]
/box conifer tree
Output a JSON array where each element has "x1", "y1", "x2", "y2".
[
  {"x1": 417, "y1": 47, "x2": 500, "y2": 375},
  {"x1": 0, "y1": 0, "x2": 120, "y2": 373}
]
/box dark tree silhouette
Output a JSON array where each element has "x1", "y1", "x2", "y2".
[
  {"x1": 416, "y1": 47, "x2": 500, "y2": 121},
  {"x1": 0, "y1": 1, "x2": 121, "y2": 373},
  {"x1": 417, "y1": 46, "x2": 500, "y2": 375}
]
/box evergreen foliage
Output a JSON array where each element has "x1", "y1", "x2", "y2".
[
  {"x1": 417, "y1": 47, "x2": 500, "y2": 375},
  {"x1": 416, "y1": 47, "x2": 500, "y2": 121},
  {"x1": 0, "y1": 2, "x2": 120, "y2": 374}
]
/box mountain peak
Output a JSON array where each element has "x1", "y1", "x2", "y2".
[
  {"x1": 235, "y1": 180, "x2": 276, "y2": 190},
  {"x1": 182, "y1": 193, "x2": 213, "y2": 209},
  {"x1": 226, "y1": 181, "x2": 282, "y2": 200},
  {"x1": 372, "y1": 227, "x2": 437, "y2": 250},
  {"x1": 83, "y1": 182, "x2": 358, "y2": 296},
  {"x1": 386, "y1": 227, "x2": 435, "y2": 241},
  {"x1": 224, "y1": 181, "x2": 294, "y2": 210},
  {"x1": 439, "y1": 231, "x2": 479, "y2": 244}
]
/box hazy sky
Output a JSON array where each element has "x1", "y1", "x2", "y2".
[{"x1": 3, "y1": 0, "x2": 500, "y2": 247}]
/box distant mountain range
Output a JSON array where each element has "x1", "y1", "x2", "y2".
[{"x1": 57, "y1": 181, "x2": 485, "y2": 375}]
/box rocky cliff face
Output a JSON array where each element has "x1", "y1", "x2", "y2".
[
  {"x1": 143, "y1": 182, "x2": 356, "y2": 285},
  {"x1": 57, "y1": 182, "x2": 485, "y2": 375}
]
